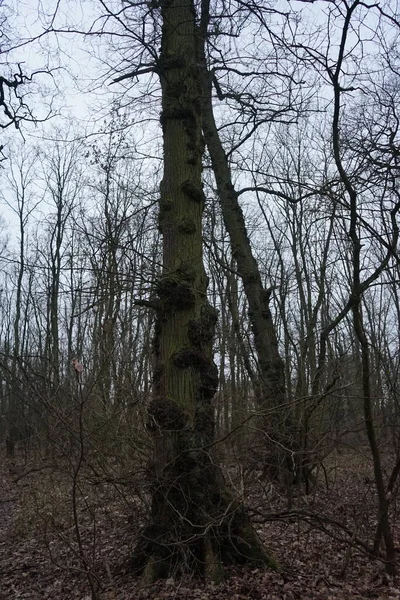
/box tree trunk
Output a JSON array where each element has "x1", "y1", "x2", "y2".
[
  {"x1": 197, "y1": 17, "x2": 289, "y2": 480},
  {"x1": 353, "y1": 302, "x2": 395, "y2": 575},
  {"x1": 132, "y1": 0, "x2": 274, "y2": 581},
  {"x1": 200, "y1": 73, "x2": 285, "y2": 410}
]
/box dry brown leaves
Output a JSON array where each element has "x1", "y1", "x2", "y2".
[{"x1": 1, "y1": 451, "x2": 400, "y2": 600}]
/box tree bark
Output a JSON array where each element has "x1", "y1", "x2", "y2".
[
  {"x1": 197, "y1": 6, "x2": 289, "y2": 480},
  {"x1": 200, "y1": 73, "x2": 285, "y2": 411},
  {"x1": 132, "y1": 0, "x2": 274, "y2": 581}
]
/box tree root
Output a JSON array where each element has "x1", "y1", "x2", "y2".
[{"x1": 131, "y1": 498, "x2": 277, "y2": 583}]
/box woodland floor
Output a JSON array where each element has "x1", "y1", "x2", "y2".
[{"x1": 1, "y1": 449, "x2": 400, "y2": 600}]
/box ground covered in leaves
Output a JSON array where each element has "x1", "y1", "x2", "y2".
[{"x1": 1, "y1": 450, "x2": 400, "y2": 599}]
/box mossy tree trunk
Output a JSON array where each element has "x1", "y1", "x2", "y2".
[{"x1": 132, "y1": 0, "x2": 274, "y2": 582}]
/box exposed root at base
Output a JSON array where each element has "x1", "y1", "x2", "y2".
[{"x1": 131, "y1": 508, "x2": 278, "y2": 584}]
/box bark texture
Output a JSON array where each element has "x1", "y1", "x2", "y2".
[
  {"x1": 201, "y1": 70, "x2": 286, "y2": 408},
  {"x1": 197, "y1": 14, "x2": 290, "y2": 481},
  {"x1": 132, "y1": 0, "x2": 275, "y2": 581}
]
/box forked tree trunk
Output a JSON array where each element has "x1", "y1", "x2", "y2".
[{"x1": 132, "y1": 0, "x2": 275, "y2": 582}]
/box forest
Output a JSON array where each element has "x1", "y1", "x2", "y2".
[{"x1": 0, "y1": 0, "x2": 400, "y2": 598}]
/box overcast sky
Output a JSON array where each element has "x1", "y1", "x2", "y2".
[{"x1": 6, "y1": 0, "x2": 396, "y2": 139}]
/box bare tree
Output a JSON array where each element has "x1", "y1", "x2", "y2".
[
  {"x1": 0, "y1": 147, "x2": 40, "y2": 456},
  {"x1": 129, "y1": 0, "x2": 273, "y2": 581}
]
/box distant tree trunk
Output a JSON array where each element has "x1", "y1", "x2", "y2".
[
  {"x1": 43, "y1": 143, "x2": 79, "y2": 388},
  {"x1": 7, "y1": 220, "x2": 24, "y2": 457},
  {"x1": 347, "y1": 175, "x2": 395, "y2": 575},
  {"x1": 4, "y1": 154, "x2": 35, "y2": 457},
  {"x1": 132, "y1": 0, "x2": 274, "y2": 582}
]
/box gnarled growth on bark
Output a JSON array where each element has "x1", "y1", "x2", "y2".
[{"x1": 131, "y1": 0, "x2": 275, "y2": 582}]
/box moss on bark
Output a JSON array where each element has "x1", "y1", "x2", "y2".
[{"x1": 131, "y1": 0, "x2": 276, "y2": 582}]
